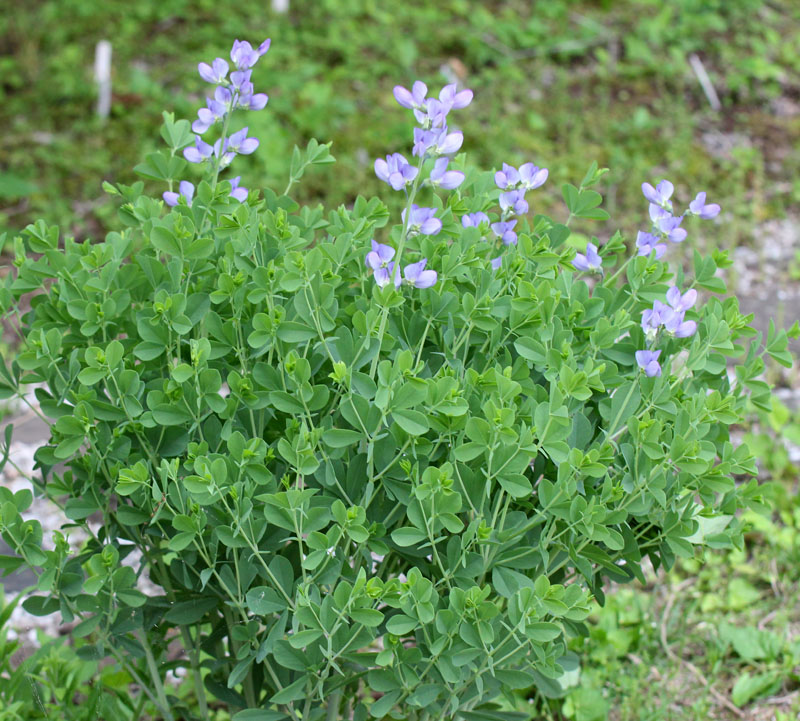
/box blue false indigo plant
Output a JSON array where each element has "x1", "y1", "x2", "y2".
[{"x1": 0, "y1": 36, "x2": 795, "y2": 721}]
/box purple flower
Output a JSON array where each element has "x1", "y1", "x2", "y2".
[
  {"x1": 240, "y1": 93, "x2": 269, "y2": 111},
  {"x1": 636, "y1": 231, "x2": 667, "y2": 259},
  {"x1": 429, "y1": 158, "x2": 464, "y2": 189},
  {"x1": 412, "y1": 126, "x2": 463, "y2": 157},
  {"x1": 198, "y1": 58, "x2": 229, "y2": 85},
  {"x1": 393, "y1": 81, "x2": 428, "y2": 110},
  {"x1": 230, "y1": 70, "x2": 252, "y2": 93},
  {"x1": 230, "y1": 39, "x2": 270, "y2": 70},
  {"x1": 402, "y1": 205, "x2": 441, "y2": 236},
  {"x1": 462, "y1": 212, "x2": 490, "y2": 228},
  {"x1": 662, "y1": 309, "x2": 697, "y2": 338},
  {"x1": 365, "y1": 240, "x2": 397, "y2": 287},
  {"x1": 641, "y1": 300, "x2": 669, "y2": 339},
  {"x1": 491, "y1": 220, "x2": 517, "y2": 246},
  {"x1": 573, "y1": 242, "x2": 602, "y2": 273},
  {"x1": 495, "y1": 163, "x2": 521, "y2": 189},
  {"x1": 163, "y1": 180, "x2": 195, "y2": 207},
  {"x1": 192, "y1": 94, "x2": 228, "y2": 134},
  {"x1": 490, "y1": 255, "x2": 503, "y2": 271},
  {"x1": 688, "y1": 192, "x2": 721, "y2": 219},
  {"x1": 666, "y1": 286, "x2": 697, "y2": 313},
  {"x1": 184, "y1": 136, "x2": 215, "y2": 164},
  {"x1": 635, "y1": 350, "x2": 662, "y2": 377},
  {"x1": 415, "y1": 98, "x2": 450, "y2": 128},
  {"x1": 641, "y1": 308, "x2": 661, "y2": 337},
  {"x1": 655, "y1": 214, "x2": 687, "y2": 244},
  {"x1": 403, "y1": 259, "x2": 438, "y2": 289},
  {"x1": 229, "y1": 176, "x2": 248, "y2": 203},
  {"x1": 518, "y1": 163, "x2": 548, "y2": 191},
  {"x1": 375, "y1": 153, "x2": 418, "y2": 191},
  {"x1": 642, "y1": 180, "x2": 674, "y2": 209},
  {"x1": 499, "y1": 190, "x2": 528, "y2": 216},
  {"x1": 438, "y1": 83, "x2": 473, "y2": 110},
  {"x1": 225, "y1": 127, "x2": 259, "y2": 155},
  {"x1": 211, "y1": 139, "x2": 236, "y2": 169}
]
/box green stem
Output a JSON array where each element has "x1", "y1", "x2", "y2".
[{"x1": 141, "y1": 632, "x2": 175, "y2": 721}]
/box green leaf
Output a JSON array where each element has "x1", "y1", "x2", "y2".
[
  {"x1": 64, "y1": 497, "x2": 98, "y2": 520},
  {"x1": 163, "y1": 597, "x2": 218, "y2": 624},
  {"x1": 77, "y1": 367, "x2": 107, "y2": 385},
  {"x1": 392, "y1": 409, "x2": 429, "y2": 436},
  {"x1": 270, "y1": 676, "x2": 308, "y2": 705},
  {"x1": 246, "y1": 586, "x2": 286, "y2": 615},
  {"x1": 386, "y1": 614, "x2": 418, "y2": 635},
  {"x1": 391, "y1": 527, "x2": 426, "y2": 547},
  {"x1": 232, "y1": 711, "x2": 290, "y2": 721},
  {"x1": 150, "y1": 225, "x2": 182, "y2": 256},
  {"x1": 497, "y1": 474, "x2": 532, "y2": 498},
  {"x1": 322, "y1": 428, "x2": 363, "y2": 448},
  {"x1": 731, "y1": 672, "x2": 779, "y2": 707},
  {"x1": 350, "y1": 608, "x2": 383, "y2": 627},
  {"x1": 276, "y1": 322, "x2": 317, "y2": 343}
]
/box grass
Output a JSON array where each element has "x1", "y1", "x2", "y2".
[
  {"x1": 549, "y1": 400, "x2": 800, "y2": 721},
  {"x1": 1, "y1": 1, "x2": 799, "y2": 718},
  {"x1": 1, "y1": 0, "x2": 800, "y2": 249}
]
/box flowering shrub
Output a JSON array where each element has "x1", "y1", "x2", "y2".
[{"x1": 0, "y1": 36, "x2": 793, "y2": 721}]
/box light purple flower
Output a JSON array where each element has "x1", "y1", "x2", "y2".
[
  {"x1": 573, "y1": 242, "x2": 602, "y2": 273},
  {"x1": 402, "y1": 205, "x2": 441, "y2": 236},
  {"x1": 365, "y1": 240, "x2": 397, "y2": 287},
  {"x1": 499, "y1": 190, "x2": 528, "y2": 216},
  {"x1": 641, "y1": 308, "x2": 661, "y2": 336},
  {"x1": 198, "y1": 58, "x2": 229, "y2": 85},
  {"x1": 666, "y1": 286, "x2": 697, "y2": 313},
  {"x1": 184, "y1": 136, "x2": 215, "y2": 164},
  {"x1": 415, "y1": 98, "x2": 450, "y2": 128},
  {"x1": 230, "y1": 39, "x2": 270, "y2": 70},
  {"x1": 518, "y1": 163, "x2": 548, "y2": 190},
  {"x1": 412, "y1": 126, "x2": 463, "y2": 157},
  {"x1": 229, "y1": 176, "x2": 248, "y2": 202},
  {"x1": 649, "y1": 203, "x2": 671, "y2": 223},
  {"x1": 635, "y1": 350, "x2": 662, "y2": 377},
  {"x1": 230, "y1": 70, "x2": 252, "y2": 93},
  {"x1": 495, "y1": 163, "x2": 521, "y2": 189},
  {"x1": 393, "y1": 81, "x2": 428, "y2": 110},
  {"x1": 636, "y1": 231, "x2": 667, "y2": 259},
  {"x1": 429, "y1": 158, "x2": 464, "y2": 189},
  {"x1": 439, "y1": 83, "x2": 473, "y2": 110},
  {"x1": 192, "y1": 95, "x2": 228, "y2": 134},
  {"x1": 642, "y1": 180, "x2": 674, "y2": 209},
  {"x1": 211, "y1": 139, "x2": 236, "y2": 169},
  {"x1": 662, "y1": 309, "x2": 697, "y2": 338},
  {"x1": 462, "y1": 212, "x2": 490, "y2": 228},
  {"x1": 688, "y1": 192, "x2": 721, "y2": 219},
  {"x1": 240, "y1": 93, "x2": 268, "y2": 111},
  {"x1": 641, "y1": 300, "x2": 669, "y2": 338},
  {"x1": 490, "y1": 255, "x2": 503, "y2": 271},
  {"x1": 375, "y1": 153, "x2": 418, "y2": 191},
  {"x1": 163, "y1": 180, "x2": 195, "y2": 207},
  {"x1": 655, "y1": 214, "x2": 687, "y2": 243},
  {"x1": 403, "y1": 259, "x2": 438, "y2": 289},
  {"x1": 225, "y1": 127, "x2": 259, "y2": 155},
  {"x1": 491, "y1": 220, "x2": 517, "y2": 246}
]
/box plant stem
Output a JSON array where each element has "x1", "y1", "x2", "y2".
[{"x1": 141, "y1": 633, "x2": 175, "y2": 721}]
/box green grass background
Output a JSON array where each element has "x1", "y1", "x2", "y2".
[{"x1": 1, "y1": 1, "x2": 799, "y2": 719}]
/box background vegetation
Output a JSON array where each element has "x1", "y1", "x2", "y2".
[{"x1": 1, "y1": 0, "x2": 798, "y2": 719}]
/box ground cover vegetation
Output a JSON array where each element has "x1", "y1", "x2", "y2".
[{"x1": 0, "y1": 2, "x2": 798, "y2": 720}]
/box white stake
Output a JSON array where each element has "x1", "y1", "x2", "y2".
[
  {"x1": 688, "y1": 53, "x2": 721, "y2": 112},
  {"x1": 95, "y1": 40, "x2": 112, "y2": 121}
]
